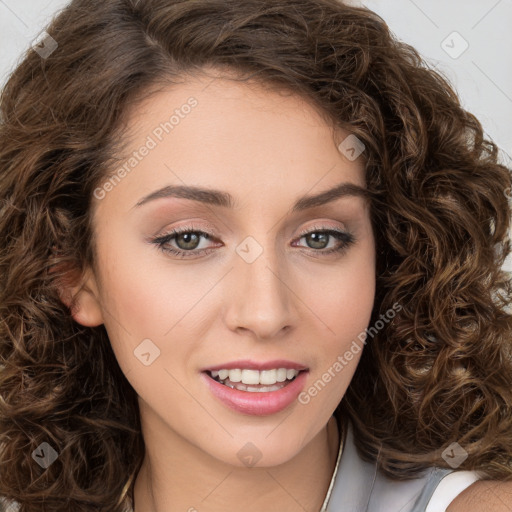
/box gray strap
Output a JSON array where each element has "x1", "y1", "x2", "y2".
[
  {"x1": 409, "y1": 467, "x2": 454, "y2": 512},
  {"x1": 325, "y1": 420, "x2": 379, "y2": 512}
]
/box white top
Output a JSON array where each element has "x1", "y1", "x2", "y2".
[
  {"x1": 0, "y1": 418, "x2": 483, "y2": 512},
  {"x1": 425, "y1": 471, "x2": 481, "y2": 512},
  {"x1": 324, "y1": 418, "x2": 482, "y2": 512}
]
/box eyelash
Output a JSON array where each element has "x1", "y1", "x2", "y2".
[{"x1": 151, "y1": 224, "x2": 356, "y2": 259}]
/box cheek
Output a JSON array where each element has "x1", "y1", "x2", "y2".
[
  {"x1": 306, "y1": 235, "x2": 376, "y2": 344},
  {"x1": 93, "y1": 229, "x2": 224, "y2": 397},
  {"x1": 91, "y1": 232, "x2": 183, "y2": 375},
  {"x1": 295, "y1": 260, "x2": 375, "y2": 437},
  {"x1": 96, "y1": 222, "x2": 192, "y2": 332},
  {"x1": 303, "y1": 235, "x2": 376, "y2": 390},
  {"x1": 314, "y1": 271, "x2": 375, "y2": 376},
  {"x1": 334, "y1": 269, "x2": 375, "y2": 345}
]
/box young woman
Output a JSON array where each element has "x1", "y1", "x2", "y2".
[{"x1": 0, "y1": 0, "x2": 511, "y2": 511}]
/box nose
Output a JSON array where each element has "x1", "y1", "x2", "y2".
[{"x1": 223, "y1": 243, "x2": 297, "y2": 340}]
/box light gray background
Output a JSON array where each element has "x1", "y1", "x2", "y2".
[{"x1": 1, "y1": 0, "x2": 511, "y2": 269}]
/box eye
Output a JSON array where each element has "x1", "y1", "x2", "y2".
[
  {"x1": 151, "y1": 226, "x2": 218, "y2": 259},
  {"x1": 151, "y1": 224, "x2": 356, "y2": 259},
  {"x1": 293, "y1": 225, "x2": 356, "y2": 255}
]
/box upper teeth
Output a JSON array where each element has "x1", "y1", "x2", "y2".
[{"x1": 210, "y1": 368, "x2": 299, "y2": 385}]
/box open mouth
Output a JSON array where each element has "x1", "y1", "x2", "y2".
[
  {"x1": 206, "y1": 368, "x2": 303, "y2": 393},
  {"x1": 202, "y1": 366, "x2": 310, "y2": 415}
]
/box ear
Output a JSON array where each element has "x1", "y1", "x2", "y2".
[{"x1": 54, "y1": 264, "x2": 105, "y2": 327}]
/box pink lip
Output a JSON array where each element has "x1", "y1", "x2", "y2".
[
  {"x1": 201, "y1": 370, "x2": 309, "y2": 416},
  {"x1": 201, "y1": 359, "x2": 308, "y2": 372}
]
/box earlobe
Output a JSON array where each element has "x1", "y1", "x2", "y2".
[{"x1": 56, "y1": 266, "x2": 105, "y2": 327}]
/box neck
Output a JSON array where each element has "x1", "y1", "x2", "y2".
[{"x1": 133, "y1": 412, "x2": 340, "y2": 512}]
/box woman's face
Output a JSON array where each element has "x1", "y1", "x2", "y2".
[{"x1": 72, "y1": 73, "x2": 376, "y2": 467}]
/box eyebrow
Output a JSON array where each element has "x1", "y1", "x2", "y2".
[{"x1": 132, "y1": 181, "x2": 370, "y2": 212}]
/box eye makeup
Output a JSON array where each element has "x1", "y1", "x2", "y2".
[{"x1": 150, "y1": 223, "x2": 356, "y2": 259}]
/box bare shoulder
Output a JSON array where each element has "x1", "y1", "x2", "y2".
[{"x1": 447, "y1": 479, "x2": 512, "y2": 512}]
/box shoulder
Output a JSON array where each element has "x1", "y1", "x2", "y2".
[{"x1": 447, "y1": 479, "x2": 512, "y2": 512}]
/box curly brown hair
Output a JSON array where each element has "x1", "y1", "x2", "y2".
[{"x1": 1, "y1": 0, "x2": 511, "y2": 510}]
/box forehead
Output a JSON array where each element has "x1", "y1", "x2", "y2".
[{"x1": 93, "y1": 73, "x2": 368, "y2": 216}]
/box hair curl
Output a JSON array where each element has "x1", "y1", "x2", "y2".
[{"x1": 1, "y1": 0, "x2": 511, "y2": 510}]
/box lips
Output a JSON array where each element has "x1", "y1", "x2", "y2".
[{"x1": 201, "y1": 359, "x2": 309, "y2": 415}]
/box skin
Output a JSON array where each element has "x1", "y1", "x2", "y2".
[
  {"x1": 61, "y1": 70, "x2": 376, "y2": 511},
  {"x1": 448, "y1": 480, "x2": 512, "y2": 511}
]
